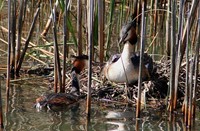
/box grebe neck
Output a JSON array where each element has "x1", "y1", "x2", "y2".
[
  {"x1": 121, "y1": 42, "x2": 134, "y2": 59},
  {"x1": 70, "y1": 70, "x2": 80, "y2": 95}
]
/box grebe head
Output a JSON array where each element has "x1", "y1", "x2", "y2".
[
  {"x1": 71, "y1": 54, "x2": 88, "y2": 74},
  {"x1": 119, "y1": 21, "x2": 137, "y2": 45}
]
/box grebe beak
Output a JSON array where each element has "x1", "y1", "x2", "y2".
[{"x1": 118, "y1": 34, "x2": 127, "y2": 45}]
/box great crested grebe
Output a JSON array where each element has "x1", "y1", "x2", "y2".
[
  {"x1": 103, "y1": 21, "x2": 153, "y2": 85},
  {"x1": 35, "y1": 55, "x2": 88, "y2": 110}
]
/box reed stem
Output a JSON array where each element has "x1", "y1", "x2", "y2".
[
  {"x1": 16, "y1": 0, "x2": 25, "y2": 73},
  {"x1": 136, "y1": 0, "x2": 145, "y2": 118},
  {"x1": 0, "y1": 77, "x2": 4, "y2": 128},
  {"x1": 6, "y1": 0, "x2": 11, "y2": 101},
  {"x1": 169, "y1": 0, "x2": 176, "y2": 113},
  {"x1": 174, "y1": 0, "x2": 185, "y2": 110},
  {"x1": 62, "y1": 0, "x2": 69, "y2": 93},
  {"x1": 77, "y1": 0, "x2": 83, "y2": 55},
  {"x1": 16, "y1": 6, "x2": 40, "y2": 76},
  {"x1": 192, "y1": 7, "x2": 200, "y2": 119},
  {"x1": 86, "y1": 0, "x2": 94, "y2": 118},
  {"x1": 98, "y1": 0, "x2": 104, "y2": 63}
]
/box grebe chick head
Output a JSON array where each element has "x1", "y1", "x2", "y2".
[{"x1": 71, "y1": 55, "x2": 88, "y2": 74}]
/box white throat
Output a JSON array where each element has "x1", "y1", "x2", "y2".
[{"x1": 121, "y1": 43, "x2": 134, "y2": 59}]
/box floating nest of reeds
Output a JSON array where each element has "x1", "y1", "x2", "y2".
[{"x1": 27, "y1": 60, "x2": 200, "y2": 109}]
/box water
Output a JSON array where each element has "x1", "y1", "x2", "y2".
[{"x1": 0, "y1": 77, "x2": 199, "y2": 131}]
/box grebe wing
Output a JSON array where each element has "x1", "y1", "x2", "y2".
[
  {"x1": 130, "y1": 52, "x2": 153, "y2": 73},
  {"x1": 107, "y1": 54, "x2": 121, "y2": 64}
]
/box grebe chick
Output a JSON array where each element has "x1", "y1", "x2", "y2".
[
  {"x1": 35, "y1": 55, "x2": 88, "y2": 110},
  {"x1": 103, "y1": 21, "x2": 153, "y2": 85}
]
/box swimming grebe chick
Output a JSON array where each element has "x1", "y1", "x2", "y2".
[
  {"x1": 103, "y1": 21, "x2": 153, "y2": 85},
  {"x1": 35, "y1": 55, "x2": 88, "y2": 110}
]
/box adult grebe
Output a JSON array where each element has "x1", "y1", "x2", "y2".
[{"x1": 103, "y1": 21, "x2": 153, "y2": 85}]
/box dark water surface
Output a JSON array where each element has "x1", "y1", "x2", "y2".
[{"x1": 0, "y1": 77, "x2": 199, "y2": 131}]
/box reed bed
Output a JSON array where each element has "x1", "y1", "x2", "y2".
[{"x1": 0, "y1": 0, "x2": 199, "y2": 129}]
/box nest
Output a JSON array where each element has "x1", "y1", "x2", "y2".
[
  {"x1": 28, "y1": 60, "x2": 200, "y2": 109},
  {"x1": 76, "y1": 60, "x2": 200, "y2": 108}
]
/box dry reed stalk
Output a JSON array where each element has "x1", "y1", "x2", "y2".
[
  {"x1": 77, "y1": 0, "x2": 83, "y2": 55},
  {"x1": 16, "y1": 0, "x2": 25, "y2": 72},
  {"x1": 0, "y1": 41, "x2": 47, "y2": 65},
  {"x1": 174, "y1": 0, "x2": 185, "y2": 110},
  {"x1": 192, "y1": 7, "x2": 200, "y2": 119},
  {"x1": 86, "y1": 0, "x2": 94, "y2": 118},
  {"x1": 0, "y1": 26, "x2": 57, "y2": 58},
  {"x1": 188, "y1": 59, "x2": 194, "y2": 127},
  {"x1": 0, "y1": 78, "x2": 3, "y2": 128},
  {"x1": 41, "y1": 0, "x2": 59, "y2": 36},
  {"x1": 184, "y1": 13, "x2": 190, "y2": 124},
  {"x1": 11, "y1": 1, "x2": 16, "y2": 78},
  {"x1": 165, "y1": 0, "x2": 171, "y2": 59},
  {"x1": 136, "y1": 0, "x2": 145, "y2": 118},
  {"x1": 50, "y1": 0, "x2": 62, "y2": 92},
  {"x1": 160, "y1": 0, "x2": 166, "y2": 30},
  {"x1": 6, "y1": 0, "x2": 11, "y2": 100},
  {"x1": 98, "y1": 0, "x2": 104, "y2": 63},
  {"x1": 180, "y1": 0, "x2": 200, "y2": 62},
  {"x1": 84, "y1": 0, "x2": 88, "y2": 54},
  {"x1": 135, "y1": 119, "x2": 139, "y2": 131},
  {"x1": 152, "y1": 0, "x2": 157, "y2": 60},
  {"x1": 16, "y1": 7, "x2": 40, "y2": 76},
  {"x1": 62, "y1": 0, "x2": 69, "y2": 93},
  {"x1": 169, "y1": 0, "x2": 176, "y2": 113},
  {"x1": 187, "y1": 11, "x2": 198, "y2": 127}
]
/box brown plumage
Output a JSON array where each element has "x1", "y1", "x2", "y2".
[
  {"x1": 71, "y1": 55, "x2": 88, "y2": 74},
  {"x1": 35, "y1": 55, "x2": 88, "y2": 110}
]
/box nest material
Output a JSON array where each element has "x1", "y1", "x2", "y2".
[
  {"x1": 30, "y1": 60, "x2": 200, "y2": 108},
  {"x1": 77, "y1": 60, "x2": 200, "y2": 108}
]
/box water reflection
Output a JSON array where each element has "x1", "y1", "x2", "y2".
[{"x1": 0, "y1": 80, "x2": 199, "y2": 130}]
